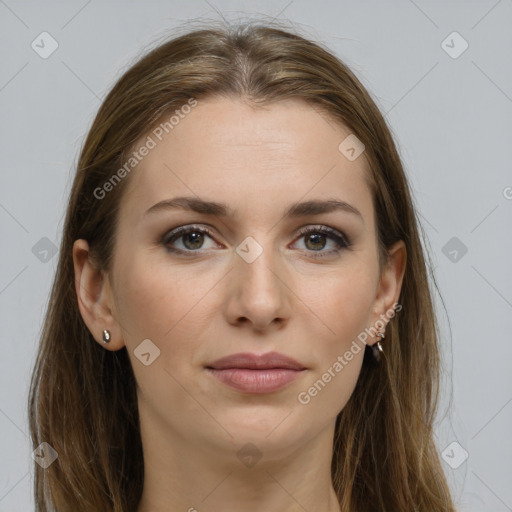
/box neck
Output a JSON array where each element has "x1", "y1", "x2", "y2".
[{"x1": 135, "y1": 400, "x2": 342, "y2": 512}]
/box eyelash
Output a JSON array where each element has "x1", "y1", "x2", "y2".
[{"x1": 161, "y1": 224, "x2": 352, "y2": 259}]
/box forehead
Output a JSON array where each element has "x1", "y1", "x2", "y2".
[{"x1": 118, "y1": 97, "x2": 374, "y2": 226}]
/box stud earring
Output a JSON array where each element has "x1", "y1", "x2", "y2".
[{"x1": 102, "y1": 329, "x2": 111, "y2": 344}]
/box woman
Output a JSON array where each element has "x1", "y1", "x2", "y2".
[{"x1": 28, "y1": 20, "x2": 456, "y2": 512}]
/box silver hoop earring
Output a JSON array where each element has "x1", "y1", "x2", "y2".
[
  {"x1": 372, "y1": 331, "x2": 385, "y2": 360},
  {"x1": 102, "y1": 329, "x2": 111, "y2": 344}
]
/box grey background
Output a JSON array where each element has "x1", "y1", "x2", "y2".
[{"x1": 1, "y1": 1, "x2": 511, "y2": 510}]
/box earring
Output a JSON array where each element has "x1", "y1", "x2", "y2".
[
  {"x1": 372, "y1": 331, "x2": 385, "y2": 360},
  {"x1": 102, "y1": 329, "x2": 111, "y2": 344}
]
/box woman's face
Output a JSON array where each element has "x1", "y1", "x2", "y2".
[{"x1": 97, "y1": 97, "x2": 403, "y2": 459}]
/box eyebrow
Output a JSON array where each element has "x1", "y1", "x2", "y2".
[{"x1": 143, "y1": 196, "x2": 364, "y2": 223}]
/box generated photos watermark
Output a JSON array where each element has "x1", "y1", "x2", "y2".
[
  {"x1": 93, "y1": 97, "x2": 198, "y2": 200},
  {"x1": 297, "y1": 302, "x2": 402, "y2": 404}
]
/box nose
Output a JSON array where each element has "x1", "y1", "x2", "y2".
[{"x1": 223, "y1": 238, "x2": 291, "y2": 333}]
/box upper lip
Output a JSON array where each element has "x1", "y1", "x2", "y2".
[{"x1": 206, "y1": 351, "x2": 306, "y2": 370}]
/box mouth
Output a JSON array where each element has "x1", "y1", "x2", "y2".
[
  {"x1": 205, "y1": 351, "x2": 306, "y2": 371},
  {"x1": 205, "y1": 351, "x2": 307, "y2": 394},
  {"x1": 205, "y1": 367, "x2": 305, "y2": 394}
]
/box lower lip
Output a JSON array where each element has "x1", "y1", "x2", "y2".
[{"x1": 206, "y1": 368, "x2": 305, "y2": 394}]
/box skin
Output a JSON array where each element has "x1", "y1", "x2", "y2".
[{"x1": 73, "y1": 97, "x2": 406, "y2": 512}]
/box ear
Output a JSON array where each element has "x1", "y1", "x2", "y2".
[
  {"x1": 368, "y1": 240, "x2": 406, "y2": 345},
  {"x1": 72, "y1": 239, "x2": 125, "y2": 350}
]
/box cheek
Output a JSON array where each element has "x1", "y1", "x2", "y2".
[
  {"x1": 113, "y1": 252, "x2": 199, "y2": 337},
  {"x1": 295, "y1": 274, "x2": 371, "y2": 415},
  {"x1": 291, "y1": 260, "x2": 376, "y2": 409},
  {"x1": 297, "y1": 350, "x2": 364, "y2": 415},
  {"x1": 111, "y1": 254, "x2": 217, "y2": 400},
  {"x1": 296, "y1": 260, "x2": 377, "y2": 344}
]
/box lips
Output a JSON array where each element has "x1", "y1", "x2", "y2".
[
  {"x1": 205, "y1": 351, "x2": 306, "y2": 371},
  {"x1": 205, "y1": 351, "x2": 307, "y2": 394}
]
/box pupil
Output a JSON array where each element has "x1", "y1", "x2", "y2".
[
  {"x1": 184, "y1": 232, "x2": 203, "y2": 249},
  {"x1": 306, "y1": 233, "x2": 325, "y2": 251}
]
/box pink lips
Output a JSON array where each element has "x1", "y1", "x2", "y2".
[{"x1": 205, "y1": 351, "x2": 306, "y2": 394}]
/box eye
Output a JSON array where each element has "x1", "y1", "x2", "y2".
[
  {"x1": 162, "y1": 225, "x2": 219, "y2": 254},
  {"x1": 292, "y1": 225, "x2": 352, "y2": 258},
  {"x1": 161, "y1": 224, "x2": 352, "y2": 257}
]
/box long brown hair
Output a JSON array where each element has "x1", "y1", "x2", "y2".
[{"x1": 28, "y1": 19, "x2": 456, "y2": 512}]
